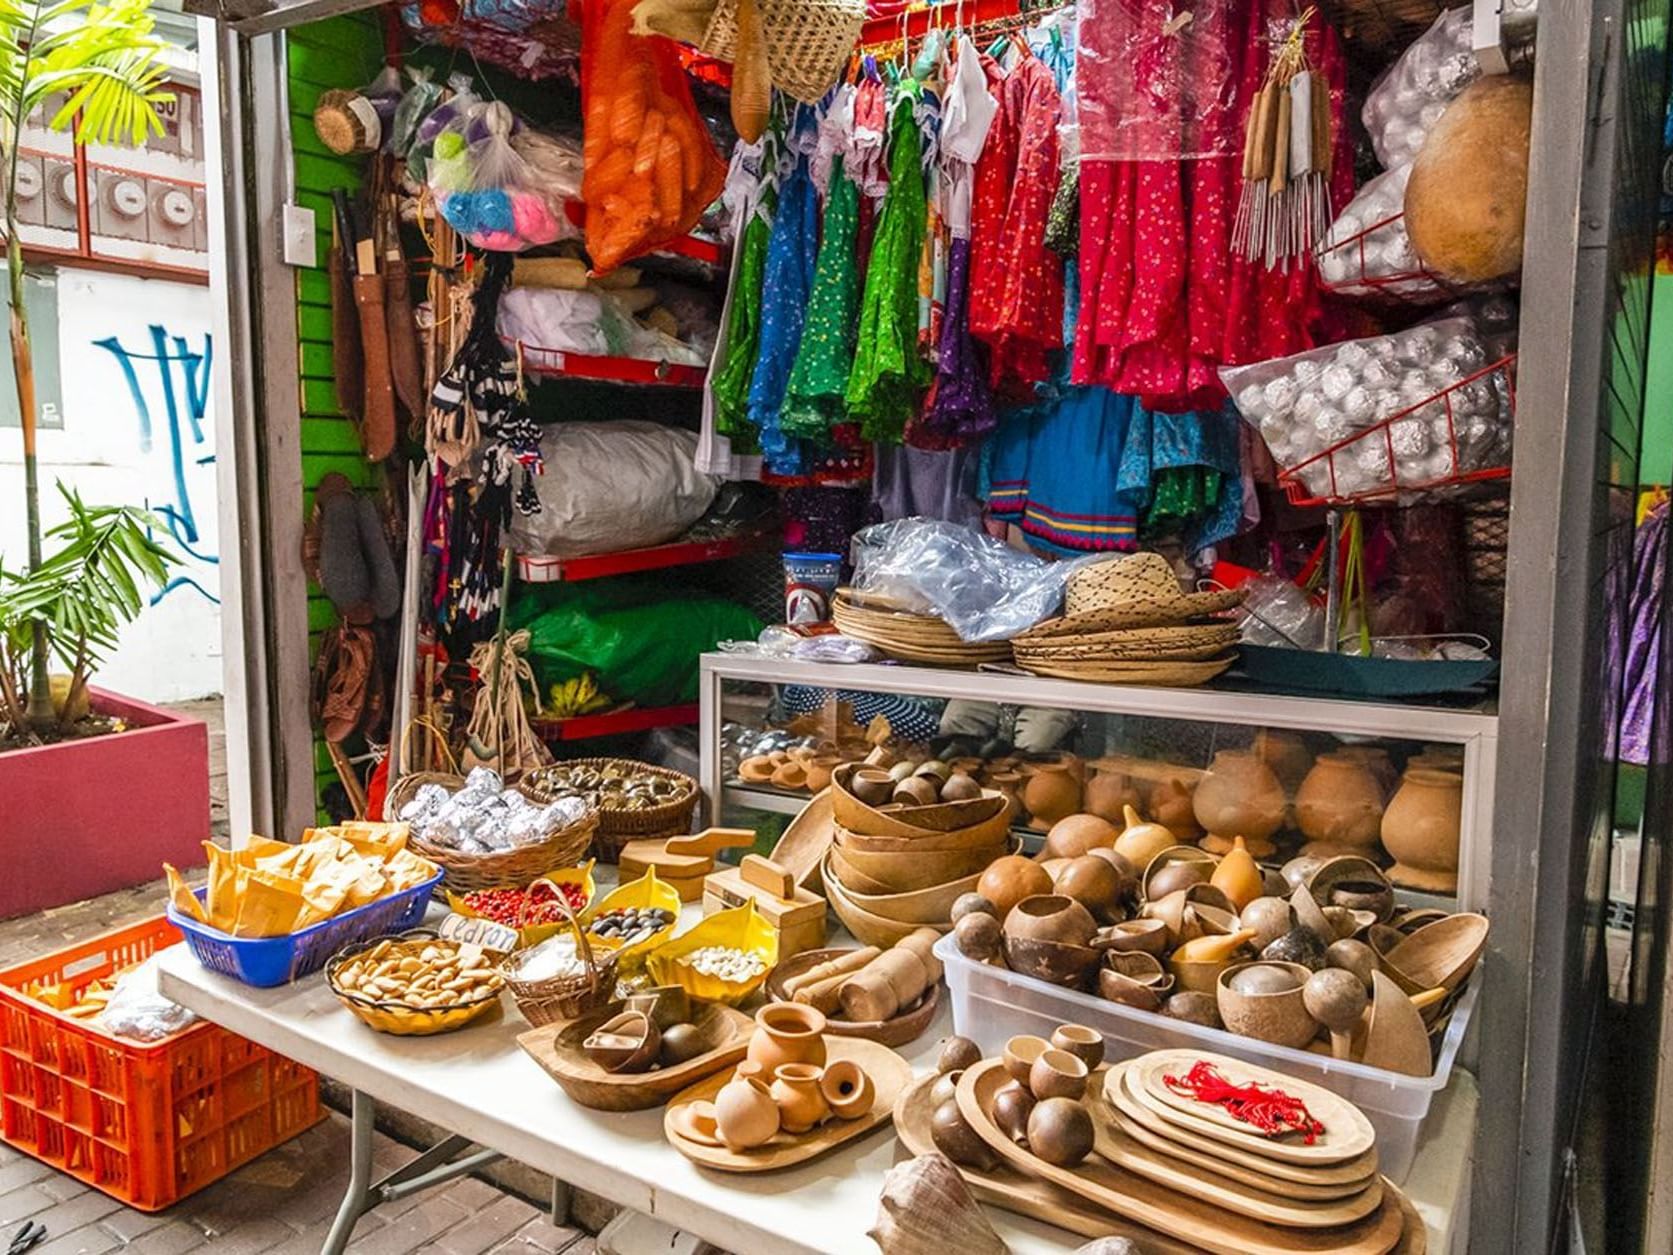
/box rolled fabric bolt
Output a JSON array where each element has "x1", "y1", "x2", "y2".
[{"x1": 783, "y1": 947, "x2": 881, "y2": 997}]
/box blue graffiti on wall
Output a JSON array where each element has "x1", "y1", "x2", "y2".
[{"x1": 94, "y1": 326, "x2": 218, "y2": 604}]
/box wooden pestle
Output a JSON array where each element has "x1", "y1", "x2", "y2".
[
  {"x1": 794, "y1": 969, "x2": 854, "y2": 1014},
  {"x1": 839, "y1": 947, "x2": 929, "y2": 1023},
  {"x1": 783, "y1": 946, "x2": 880, "y2": 997}
]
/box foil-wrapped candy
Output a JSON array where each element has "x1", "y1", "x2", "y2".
[{"x1": 1363, "y1": 8, "x2": 1480, "y2": 168}]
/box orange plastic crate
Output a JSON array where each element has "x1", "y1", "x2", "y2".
[{"x1": 0, "y1": 916, "x2": 322, "y2": 1210}]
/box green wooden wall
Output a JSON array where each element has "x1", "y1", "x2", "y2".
[{"x1": 287, "y1": 14, "x2": 387, "y2": 819}]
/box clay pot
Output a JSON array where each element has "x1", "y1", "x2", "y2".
[
  {"x1": 820, "y1": 1059, "x2": 874, "y2": 1119},
  {"x1": 941, "y1": 773, "x2": 983, "y2": 802},
  {"x1": 1022, "y1": 763, "x2": 1082, "y2": 827},
  {"x1": 986, "y1": 771, "x2": 1025, "y2": 823},
  {"x1": 1084, "y1": 771, "x2": 1141, "y2": 824},
  {"x1": 715, "y1": 1071, "x2": 780, "y2": 1150},
  {"x1": 1002, "y1": 894, "x2": 1099, "y2": 981},
  {"x1": 1041, "y1": 813, "x2": 1119, "y2": 861},
  {"x1": 747, "y1": 1003, "x2": 827, "y2": 1073},
  {"x1": 1338, "y1": 746, "x2": 1397, "y2": 798},
  {"x1": 1028, "y1": 1048, "x2": 1089, "y2": 1101},
  {"x1": 771, "y1": 1063, "x2": 830, "y2": 1133},
  {"x1": 1003, "y1": 1035, "x2": 1051, "y2": 1085},
  {"x1": 1192, "y1": 751, "x2": 1286, "y2": 842},
  {"x1": 1050, "y1": 1024, "x2": 1105, "y2": 1070},
  {"x1": 1294, "y1": 753, "x2": 1386, "y2": 854},
  {"x1": 851, "y1": 768, "x2": 895, "y2": 806},
  {"x1": 1381, "y1": 769, "x2": 1463, "y2": 895},
  {"x1": 1216, "y1": 961, "x2": 1318, "y2": 1049},
  {"x1": 977, "y1": 856, "x2": 1055, "y2": 919},
  {"x1": 1252, "y1": 729, "x2": 1313, "y2": 795},
  {"x1": 1054, "y1": 855, "x2": 1128, "y2": 923},
  {"x1": 1148, "y1": 772, "x2": 1202, "y2": 840}
]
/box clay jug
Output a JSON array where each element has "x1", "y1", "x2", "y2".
[
  {"x1": 714, "y1": 1071, "x2": 780, "y2": 1150},
  {"x1": 747, "y1": 1003, "x2": 827, "y2": 1073},
  {"x1": 1148, "y1": 770, "x2": 1201, "y2": 839},
  {"x1": 1252, "y1": 729, "x2": 1313, "y2": 795},
  {"x1": 1191, "y1": 751, "x2": 1286, "y2": 842},
  {"x1": 1336, "y1": 746, "x2": 1397, "y2": 798},
  {"x1": 1022, "y1": 762, "x2": 1082, "y2": 828},
  {"x1": 986, "y1": 770, "x2": 1025, "y2": 823},
  {"x1": 1294, "y1": 753, "x2": 1385, "y2": 854},
  {"x1": 1381, "y1": 769, "x2": 1463, "y2": 894},
  {"x1": 1083, "y1": 770, "x2": 1140, "y2": 825},
  {"x1": 770, "y1": 1063, "x2": 831, "y2": 1133}
]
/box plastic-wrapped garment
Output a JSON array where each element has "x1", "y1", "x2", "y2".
[
  {"x1": 580, "y1": 0, "x2": 728, "y2": 271},
  {"x1": 782, "y1": 157, "x2": 862, "y2": 441},
  {"x1": 1362, "y1": 8, "x2": 1479, "y2": 169},
  {"x1": 969, "y1": 52, "x2": 1064, "y2": 396},
  {"x1": 851, "y1": 517, "x2": 1099, "y2": 639},
  {"x1": 508, "y1": 422, "x2": 718, "y2": 558},
  {"x1": 497, "y1": 287, "x2": 707, "y2": 366},
  {"x1": 846, "y1": 88, "x2": 931, "y2": 443},
  {"x1": 747, "y1": 135, "x2": 820, "y2": 475}
]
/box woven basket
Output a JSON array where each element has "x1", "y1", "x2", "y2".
[
  {"x1": 408, "y1": 811, "x2": 597, "y2": 895},
  {"x1": 699, "y1": 0, "x2": 862, "y2": 103},
  {"x1": 521, "y1": 759, "x2": 699, "y2": 863},
  {"x1": 325, "y1": 930, "x2": 505, "y2": 1037},
  {"x1": 501, "y1": 898, "x2": 620, "y2": 1027}
]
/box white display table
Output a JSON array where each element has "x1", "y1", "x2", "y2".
[{"x1": 156, "y1": 940, "x2": 1474, "y2": 1254}]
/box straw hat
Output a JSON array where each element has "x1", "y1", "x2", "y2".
[
  {"x1": 832, "y1": 594, "x2": 1012, "y2": 666},
  {"x1": 701, "y1": 0, "x2": 863, "y2": 103},
  {"x1": 1015, "y1": 655, "x2": 1236, "y2": 687},
  {"x1": 1060, "y1": 553, "x2": 1247, "y2": 625}
]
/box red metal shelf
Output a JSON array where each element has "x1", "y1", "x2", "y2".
[
  {"x1": 507, "y1": 340, "x2": 708, "y2": 387},
  {"x1": 559, "y1": 202, "x2": 726, "y2": 267},
  {"x1": 516, "y1": 530, "x2": 771, "y2": 583},
  {"x1": 858, "y1": 0, "x2": 1064, "y2": 47},
  {"x1": 532, "y1": 703, "x2": 700, "y2": 742}
]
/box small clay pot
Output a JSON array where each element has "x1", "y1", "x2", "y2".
[
  {"x1": 1041, "y1": 814, "x2": 1119, "y2": 861},
  {"x1": 1216, "y1": 961, "x2": 1318, "y2": 1049},
  {"x1": 659, "y1": 1022, "x2": 707, "y2": 1067},
  {"x1": 771, "y1": 1063, "x2": 830, "y2": 1133},
  {"x1": 1295, "y1": 753, "x2": 1385, "y2": 853},
  {"x1": 1050, "y1": 1024, "x2": 1105, "y2": 1070},
  {"x1": 819, "y1": 1059, "x2": 874, "y2": 1119},
  {"x1": 888, "y1": 761, "x2": 918, "y2": 783},
  {"x1": 582, "y1": 1010, "x2": 660, "y2": 1074},
  {"x1": 715, "y1": 1071, "x2": 780, "y2": 1150},
  {"x1": 978, "y1": 856, "x2": 1055, "y2": 919},
  {"x1": 748, "y1": 1003, "x2": 827, "y2": 1073},
  {"x1": 1003, "y1": 1035, "x2": 1050, "y2": 1085},
  {"x1": 1027, "y1": 1097, "x2": 1094, "y2": 1168},
  {"x1": 1023, "y1": 763, "x2": 1083, "y2": 827},
  {"x1": 941, "y1": 773, "x2": 983, "y2": 802},
  {"x1": 1192, "y1": 750, "x2": 1286, "y2": 842},
  {"x1": 950, "y1": 893, "x2": 999, "y2": 924},
  {"x1": 930, "y1": 1069, "x2": 964, "y2": 1110},
  {"x1": 992, "y1": 1080, "x2": 1036, "y2": 1144},
  {"x1": 1084, "y1": 770, "x2": 1142, "y2": 824},
  {"x1": 1029, "y1": 1048, "x2": 1089, "y2": 1102},
  {"x1": 1381, "y1": 769, "x2": 1463, "y2": 895}
]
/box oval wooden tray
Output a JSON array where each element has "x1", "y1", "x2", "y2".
[
  {"x1": 663, "y1": 1036, "x2": 912, "y2": 1172},
  {"x1": 516, "y1": 1002, "x2": 752, "y2": 1112},
  {"x1": 763, "y1": 948, "x2": 940, "y2": 1048},
  {"x1": 956, "y1": 1060, "x2": 1407, "y2": 1255}
]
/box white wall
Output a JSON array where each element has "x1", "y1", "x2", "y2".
[{"x1": 0, "y1": 266, "x2": 222, "y2": 704}]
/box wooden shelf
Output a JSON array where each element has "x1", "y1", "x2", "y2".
[{"x1": 515, "y1": 530, "x2": 770, "y2": 583}]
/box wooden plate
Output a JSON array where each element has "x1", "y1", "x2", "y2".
[
  {"x1": 517, "y1": 1003, "x2": 752, "y2": 1112},
  {"x1": 769, "y1": 790, "x2": 835, "y2": 892},
  {"x1": 1090, "y1": 1094, "x2": 1384, "y2": 1227},
  {"x1": 764, "y1": 948, "x2": 940, "y2": 1048},
  {"x1": 892, "y1": 1072, "x2": 1201, "y2": 1253},
  {"x1": 663, "y1": 1037, "x2": 912, "y2": 1171},
  {"x1": 1107, "y1": 1064, "x2": 1380, "y2": 1187},
  {"x1": 1131, "y1": 1052, "x2": 1376, "y2": 1166},
  {"x1": 956, "y1": 1060, "x2": 1406, "y2": 1255}
]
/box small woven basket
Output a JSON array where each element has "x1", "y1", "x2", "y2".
[
  {"x1": 698, "y1": 0, "x2": 861, "y2": 102},
  {"x1": 501, "y1": 898, "x2": 620, "y2": 1027},
  {"x1": 407, "y1": 811, "x2": 598, "y2": 895},
  {"x1": 521, "y1": 759, "x2": 699, "y2": 863},
  {"x1": 325, "y1": 930, "x2": 504, "y2": 1037}
]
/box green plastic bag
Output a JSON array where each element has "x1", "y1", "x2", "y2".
[{"x1": 509, "y1": 576, "x2": 762, "y2": 708}]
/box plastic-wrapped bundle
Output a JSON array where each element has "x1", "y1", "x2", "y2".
[
  {"x1": 1222, "y1": 316, "x2": 1514, "y2": 504},
  {"x1": 428, "y1": 101, "x2": 582, "y2": 252},
  {"x1": 1361, "y1": 8, "x2": 1479, "y2": 169},
  {"x1": 1317, "y1": 164, "x2": 1445, "y2": 302}
]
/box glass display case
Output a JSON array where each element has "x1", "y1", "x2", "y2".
[{"x1": 699, "y1": 653, "x2": 1499, "y2": 909}]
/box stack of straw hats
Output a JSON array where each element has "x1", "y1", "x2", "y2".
[
  {"x1": 831, "y1": 588, "x2": 1012, "y2": 667},
  {"x1": 1011, "y1": 553, "x2": 1246, "y2": 686}
]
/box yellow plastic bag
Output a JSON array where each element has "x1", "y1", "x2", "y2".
[{"x1": 646, "y1": 899, "x2": 777, "y2": 1005}]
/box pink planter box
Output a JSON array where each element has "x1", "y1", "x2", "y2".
[{"x1": 0, "y1": 688, "x2": 210, "y2": 919}]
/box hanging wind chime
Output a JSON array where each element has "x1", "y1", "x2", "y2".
[{"x1": 1232, "y1": 8, "x2": 1332, "y2": 271}]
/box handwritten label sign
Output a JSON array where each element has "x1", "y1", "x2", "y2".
[{"x1": 438, "y1": 913, "x2": 519, "y2": 956}]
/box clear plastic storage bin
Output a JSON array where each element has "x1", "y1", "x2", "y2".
[{"x1": 934, "y1": 933, "x2": 1476, "y2": 1182}]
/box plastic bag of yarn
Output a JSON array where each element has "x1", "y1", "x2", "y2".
[
  {"x1": 580, "y1": 0, "x2": 728, "y2": 273},
  {"x1": 405, "y1": 75, "x2": 479, "y2": 185},
  {"x1": 428, "y1": 100, "x2": 576, "y2": 253},
  {"x1": 1362, "y1": 8, "x2": 1480, "y2": 169}
]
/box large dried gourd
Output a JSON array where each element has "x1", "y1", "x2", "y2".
[
  {"x1": 1403, "y1": 76, "x2": 1533, "y2": 284},
  {"x1": 730, "y1": 0, "x2": 770, "y2": 143}
]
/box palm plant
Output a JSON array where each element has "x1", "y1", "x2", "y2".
[
  {"x1": 0, "y1": 0, "x2": 172, "y2": 727},
  {"x1": 0, "y1": 487, "x2": 176, "y2": 736}
]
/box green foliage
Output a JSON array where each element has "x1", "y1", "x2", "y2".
[{"x1": 0, "y1": 484, "x2": 177, "y2": 736}]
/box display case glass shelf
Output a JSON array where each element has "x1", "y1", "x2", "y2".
[{"x1": 700, "y1": 654, "x2": 1498, "y2": 909}]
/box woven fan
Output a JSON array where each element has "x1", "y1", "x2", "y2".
[{"x1": 1232, "y1": 8, "x2": 1333, "y2": 271}]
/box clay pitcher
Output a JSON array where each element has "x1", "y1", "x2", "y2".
[
  {"x1": 1022, "y1": 762, "x2": 1082, "y2": 828},
  {"x1": 1294, "y1": 752, "x2": 1385, "y2": 856},
  {"x1": 1083, "y1": 770, "x2": 1141, "y2": 825},
  {"x1": 1381, "y1": 768, "x2": 1463, "y2": 894},
  {"x1": 1191, "y1": 751, "x2": 1286, "y2": 842}
]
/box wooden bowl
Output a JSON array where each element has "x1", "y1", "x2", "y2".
[
  {"x1": 823, "y1": 853, "x2": 985, "y2": 926},
  {"x1": 1373, "y1": 913, "x2": 1489, "y2": 995},
  {"x1": 825, "y1": 865, "x2": 957, "y2": 948},
  {"x1": 833, "y1": 814, "x2": 1014, "y2": 854},
  {"x1": 517, "y1": 1002, "x2": 752, "y2": 1111},
  {"x1": 831, "y1": 833, "x2": 1014, "y2": 891},
  {"x1": 832, "y1": 764, "x2": 1008, "y2": 837},
  {"x1": 826, "y1": 848, "x2": 899, "y2": 895},
  {"x1": 764, "y1": 947, "x2": 940, "y2": 1048}
]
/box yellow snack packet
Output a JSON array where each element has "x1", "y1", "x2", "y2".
[
  {"x1": 231, "y1": 869, "x2": 305, "y2": 938},
  {"x1": 295, "y1": 869, "x2": 350, "y2": 928},
  {"x1": 236, "y1": 835, "x2": 295, "y2": 867},
  {"x1": 339, "y1": 857, "x2": 389, "y2": 909},
  {"x1": 334, "y1": 821, "x2": 411, "y2": 859},
  {"x1": 165, "y1": 864, "x2": 208, "y2": 924},
  {"x1": 204, "y1": 844, "x2": 242, "y2": 933},
  {"x1": 384, "y1": 849, "x2": 437, "y2": 891}
]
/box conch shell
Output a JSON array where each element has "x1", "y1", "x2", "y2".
[{"x1": 870, "y1": 1153, "x2": 1009, "y2": 1255}]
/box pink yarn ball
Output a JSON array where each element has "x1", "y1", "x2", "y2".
[
  {"x1": 511, "y1": 193, "x2": 560, "y2": 245},
  {"x1": 472, "y1": 229, "x2": 523, "y2": 251}
]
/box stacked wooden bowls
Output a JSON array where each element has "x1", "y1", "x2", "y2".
[{"x1": 824, "y1": 765, "x2": 1014, "y2": 946}]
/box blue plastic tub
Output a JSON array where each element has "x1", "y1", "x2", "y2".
[{"x1": 166, "y1": 872, "x2": 442, "y2": 987}]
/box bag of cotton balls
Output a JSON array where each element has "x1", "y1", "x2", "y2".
[
  {"x1": 1362, "y1": 8, "x2": 1480, "y2": 170},
  {"x1": 1221, "y1": 316, "x2": 1514, "y2": 503}
]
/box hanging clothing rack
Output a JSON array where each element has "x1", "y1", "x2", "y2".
[{"x1": 854, "y1": 0, "x2": 1072, "y2": 56}]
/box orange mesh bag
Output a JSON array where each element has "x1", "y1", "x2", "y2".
[{"x1": 581, "y1": 0, "x2": 727, "y2": 273}]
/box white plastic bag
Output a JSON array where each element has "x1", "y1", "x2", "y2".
[
  {"x1": 509, "y1": 422, "x2": 719, "y2": 557},
  {"x1": 1362, "y1": 9, "x2": 1479, "y2": 169}
]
